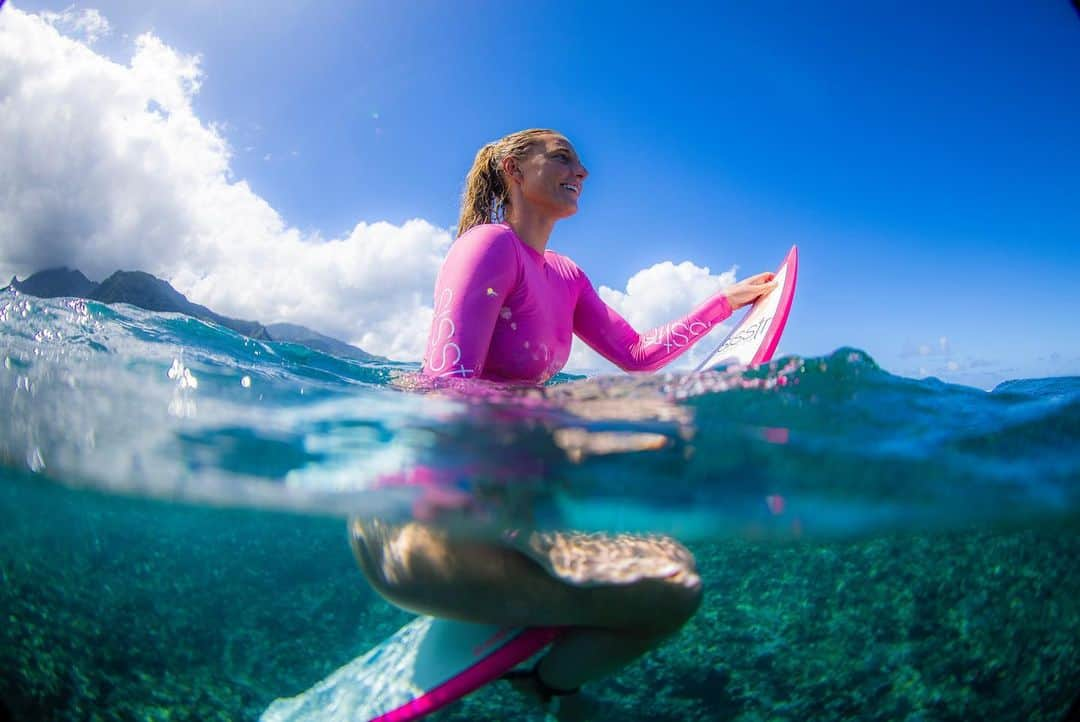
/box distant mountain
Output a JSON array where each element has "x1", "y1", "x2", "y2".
[
  {"x1": 265, "y1": 323, "x2": 387, "y2": 363},
  {"x1": 90, "y1": 270, "x2": 270, "y2": 340},
  {"x1": 6, "y1": 267, "x2": 99, "y2": 298},
  {"x1": 5, "y1": 267, "x2": 386, "y2": 361}
]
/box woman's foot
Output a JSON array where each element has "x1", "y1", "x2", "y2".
[
  {"x1": 501, "y1": 664, "x2": 602, "y2": 721},
  {"x1": 543, "y1": 691, "x2": 604, "y2": 722}
]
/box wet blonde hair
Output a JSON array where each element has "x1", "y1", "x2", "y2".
[{"x1": 457, "y1": 128, "x2": 564, "y2": 237}]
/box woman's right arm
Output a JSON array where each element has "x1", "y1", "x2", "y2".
[{"x1": 422, "y1": 226, "x2": 519, "y2": 379}]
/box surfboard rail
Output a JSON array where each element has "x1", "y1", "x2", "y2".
[{"x1": 370, "y1": 625, "x2": 561, "y2": 721}]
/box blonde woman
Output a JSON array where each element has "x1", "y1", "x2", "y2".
[{"x1": 351, "y1": 129, "x2": 775, "y2": 717}]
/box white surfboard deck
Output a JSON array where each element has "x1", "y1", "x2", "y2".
[
  {"x1": 696, "y1": 245, "x2": 798, "y2": 371},
  {"x1": 261, "y1": 617, "x2": 558, "y2": 722}
]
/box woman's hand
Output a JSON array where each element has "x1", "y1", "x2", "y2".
[{"x1": 723, "y1": 272, "x2": 778, "y2": 311}]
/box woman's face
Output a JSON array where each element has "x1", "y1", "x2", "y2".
[{"x1": 511, "y1": 135, "x2": 589, "y2": 220}]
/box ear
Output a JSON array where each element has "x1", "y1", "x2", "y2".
[{"x1": 501, "y1": 155, "x2": 522, "y2": 184}]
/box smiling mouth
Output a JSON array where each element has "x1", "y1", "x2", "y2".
[{"x1": 560, "y1": 183, "x2": 580, "y2": 195}]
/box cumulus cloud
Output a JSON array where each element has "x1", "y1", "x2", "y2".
[
  {"x1": 0, "y1": 6, "x2": 737, "y2": 368},
  {"x1": 565, "y1": 260, "x2": 738, "y2": 373},
  {"x1": 0, "y1": 7, "x2": 451, "y2": 361}
]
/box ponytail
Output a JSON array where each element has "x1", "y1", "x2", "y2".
[{"x1": 457, "y1": 143, "x2": 506, "y2": 237}]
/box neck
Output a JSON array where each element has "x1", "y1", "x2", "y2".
[{"x1": 505, "y1": 205, "x2": 555, "y2": 255}]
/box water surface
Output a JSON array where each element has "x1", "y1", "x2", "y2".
[{"x1": 2, "y1": 293, "x2": 1077, "y2": 720}]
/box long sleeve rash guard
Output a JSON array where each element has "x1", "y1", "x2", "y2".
[{"x1": 422, "y1": 223, "x2": 732, "y2": 384}]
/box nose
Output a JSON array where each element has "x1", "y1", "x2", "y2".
[{"x1": 575, "y1": 162, "x2": 588, "y2": 180}]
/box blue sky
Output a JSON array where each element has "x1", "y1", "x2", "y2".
[{"x1": 4, "y1": 1, "x2": 1079, "y2": 387}]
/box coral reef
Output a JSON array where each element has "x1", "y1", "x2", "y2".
[{"x1": 1, "y1": 470, "x2": 1077, "y2": 721}]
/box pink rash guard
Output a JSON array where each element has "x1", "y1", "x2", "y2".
[{"x1": 422, "y1": 223, "x2": 733, "y2": 385}]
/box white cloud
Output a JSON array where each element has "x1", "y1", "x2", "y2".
[
  {"x1": 39, "y1": 5, "x2": 111, "y2": 45},
  {"x1": 904, "y1": 334, "x2": 951, "y2": 359},
  {"x1": 565, "y1": 260, "x2": 738, "y2": 373},
  {"x1": 0, "y1": 7, "x2": 737, "y2": 370},
  {"x1": 0, "y1": 7, "x2": 450, "y2": 361}
]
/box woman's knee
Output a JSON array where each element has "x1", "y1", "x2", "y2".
[
  {"x1": 649, "y1": 536, "x2": 703, "y2": 619},
  {"x1": 583, "y1": 542, "x2": 704, "y2": 637},
  {"x1": 648, "y1": 564, "x2": 704, "y2": 636}
]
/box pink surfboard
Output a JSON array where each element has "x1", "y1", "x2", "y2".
[
  {"x1": 696, "y1": 245, "x2": 798, "y2": 371},
  {"x1": 261, "y1": 617, "x2": 561, "y2": 722}
]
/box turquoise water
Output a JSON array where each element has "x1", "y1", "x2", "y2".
[{"x1": 2, "y1": 293, "x2": 1078, "y2": 720}]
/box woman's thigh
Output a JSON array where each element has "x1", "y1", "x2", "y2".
[{"x1": 348, "y1": 518, "x2": 702, "y2": 635}]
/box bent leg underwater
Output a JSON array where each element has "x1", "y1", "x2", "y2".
[{"x1": 348, "y1": 518, "x2": 703, "y2": 692}]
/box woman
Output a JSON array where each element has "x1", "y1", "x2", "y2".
[
  {"x1": 350, "y1": 129, "x2": 776, "y2": 717},
  {"x1": 423, "y1": 130, "x2": 775, "y2": 384}
]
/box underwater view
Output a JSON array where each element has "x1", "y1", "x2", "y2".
[
  {"x1": 4, "y1": 0, "x2": 1080, "y2": 718},
  {"x1": 2, "y1": 293, "x2": 1078, "y2": 721}
]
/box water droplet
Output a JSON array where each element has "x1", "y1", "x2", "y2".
[{"x1": 27, "y1": 447, "x2": 45, "y2": 472}]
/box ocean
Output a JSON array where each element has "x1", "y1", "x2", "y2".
[{"x1": 1, "y1": 293, "x2": 1078, "y2": 721}]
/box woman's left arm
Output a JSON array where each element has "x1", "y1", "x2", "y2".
[{"x1": 571, "y1": 273, "x2": 733, "y2": 372}]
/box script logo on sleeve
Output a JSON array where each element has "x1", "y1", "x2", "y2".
[
  {"x1": 425, "y1": 288, "x2": 475, "y2": 378},
  {"x1": 643, "y1": 319, "x2": 711, "y2": 352}
]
